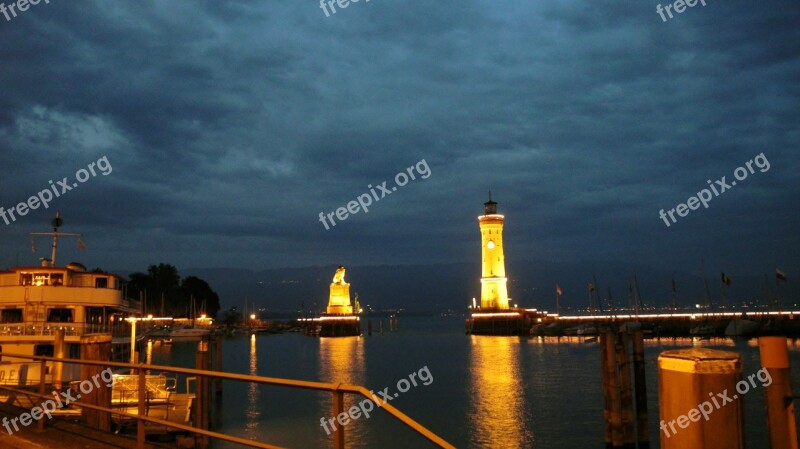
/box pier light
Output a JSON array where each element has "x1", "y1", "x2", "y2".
[{"x1": 250, "y1": 314, "x2": 256, "y2": 320}]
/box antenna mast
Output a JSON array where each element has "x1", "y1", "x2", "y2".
[{"x1": 29, "y1": 212, "x2": 84, "y2": 267}]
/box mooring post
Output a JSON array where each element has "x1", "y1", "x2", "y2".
[
  {"x1": 80, "y1": 333, "x2": 112, "y2": 431},
  {"x1": 759, "y1": 336, "x2": 798, "y2": 449},
  {"x1": 632, "y1": 330, "x2": 649, "y2": 449},
  {"x1": 332, "y1": 388, "x2": 345, "y2": 449},
  {"x1": 600, "y1": 332, "x2": 612, "y2": 448},
  {"x1": 615, "y1": 332, "x2": 635, "y2": 448},
  {"x1": 604, "y1": 332, "x2": 622, "y2": 447},
  {"x1": 658, "y1": 348, "x2": 743, "y2": 449}
]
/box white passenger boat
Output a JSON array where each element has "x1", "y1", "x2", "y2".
[{"x1": 0, "y1": 214, "x2": 141, "y2": 385}]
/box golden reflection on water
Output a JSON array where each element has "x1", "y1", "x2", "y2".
[
  {"x1": 145, "y1": 340, "x2": 153, "y2": 365},
  {"x1": 246, "y1": 333, "x2": 260, "y2": 437},
  {"x1": 318, "y1": 337, "x2": 366, "y2": 448},
  {"x1": 469, "y1": 336, "x2": 533, "y2": 449}
]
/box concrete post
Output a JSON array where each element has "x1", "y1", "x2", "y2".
[
  {"x1": 759, "y1": 336, "x2": 798, "y2": 449},
  {"x1": 658, "y1": 348, "x2": 743, "y2": 449}
]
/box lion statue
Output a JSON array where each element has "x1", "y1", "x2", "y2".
[{"x1": 332, "y1": 266, "x2": 346, "y2": 284}]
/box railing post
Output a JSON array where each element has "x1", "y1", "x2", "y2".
[
  {"x1": 137, "y1": 366, "x2": 146, "y2": 449},
  {"x1": 332, "y1": 387, "x2": 344, "y2": 449},
  {"x1": 214, "y1": 334, "x2": 223, "y2": 396},
  {"x1": 37, "y1": 358, "x2": 46, "y2": 431},
  {"x1": 195, "y1": 339, "x2": 210, "y2": 449}
]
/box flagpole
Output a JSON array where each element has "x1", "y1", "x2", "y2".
[
  {"x1": 671, "y1": 277, "x2": 677, "y2": 312},
  {"x1": 555, "y1": 286, "x2": 560, "y2": 316},
  {"x1": 592, "y1": 273, "x2": 600, "y2": 313}
]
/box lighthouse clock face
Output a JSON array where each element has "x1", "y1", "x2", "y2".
[{"x1": 487, "y1": 240, "x2": 495, "y2": 249}]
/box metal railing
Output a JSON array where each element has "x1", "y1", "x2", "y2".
[
  {"x1": 0, "y1": 322, "x2": 131, "y2": 338},
  {"x1": 0, "y1": 352, "x2": 455, "y2": 449}
]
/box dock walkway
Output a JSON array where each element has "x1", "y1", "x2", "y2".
[{"x1": 0, "y1": 403, "x2": 176, "y2": 449}]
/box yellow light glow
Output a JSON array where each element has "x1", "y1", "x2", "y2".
[
  {"x1": 469, "y1": 336, "x2": 532, "y2": 447},
  {"x1": 250, "y1": 314, "x2": 256, "y2": 320},
  {"x1": 478, "y1": 203, "x2": 510, "y2": 310},
  {"x1": 326, "y1": 266, "x2": 354, "y2": 315}
]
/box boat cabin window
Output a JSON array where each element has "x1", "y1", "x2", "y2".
[
  {"x1": 86, "y1": 307, "x2": 105, "y2": 325},
  {"x1": 47, "y1": 308, "x2": 74, "y2": 323},
  {"x1": 34, "y1": 344, "x2": 54, "y2": 357},
  {"x1": 33, "y1": 273, "x2": 50, "y2": 286},
  {"x1": 0, "y1": 309, "x2": 23, "y2": 323},
  {"x1": 95, "y1": 277, "x2": 108, "y2": 288},
  {"x1": 19, "y1": 272, "x2": 64, "y2": 286}
]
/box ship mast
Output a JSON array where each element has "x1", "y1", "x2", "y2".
[{"x1": 29, "y1": 212, "x2": 83, "y2": 267}]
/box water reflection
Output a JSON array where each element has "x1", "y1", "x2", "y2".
[
  {"x1": 469, "y1": 336, "x2": 533, "y2": 449},
  {"x1": 145, "y1": 340, "x2": 153, "y2": 365},
  {"x1": 246, "y1": 333, "x2": 260, "y2": 438},
  {"x1": 317, "y1": 337, "x2": 366, "y2": 448}
]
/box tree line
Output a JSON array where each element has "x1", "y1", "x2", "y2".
[{"x1": 126, "y1": 263, "x2": 221, "y2": 319}]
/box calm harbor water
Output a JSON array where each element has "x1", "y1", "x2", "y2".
[{"x1": 148, "y1": 316, "x2": 800, "y2": 449}]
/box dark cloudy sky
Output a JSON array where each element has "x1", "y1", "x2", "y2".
[{"x1": 1, "y1": 0, "x2": 798, "y2": 278}]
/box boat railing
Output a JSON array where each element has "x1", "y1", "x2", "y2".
[
  {"x1": 0, "y1": 322, "x2": 129, "y2": 338},
  {"x1": 0, "y1": 351, "x2": 455, "y2": 449}
]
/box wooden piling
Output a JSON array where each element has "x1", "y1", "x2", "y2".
[
  {"x1": 79, "y1": 333, "x2": 112, "y2": 432},
  {"x1": 604, "y1": 332, "x2": 623, "y2": 447},
  {"x1": 658, "y1": 348, "x2": 743, "y2": 449},
  {"x1": 600, "y1": 332, "x2": 613, "y2": 448},
  {"x1": 615, "y1": 332, "x2": 635, "y2": 448},
  {"x1": 632, "y1": 330, "x2": 649, "y2": 449},
  {"x1": 759, "y1": 336, "x2": 798, "y2": 449}
]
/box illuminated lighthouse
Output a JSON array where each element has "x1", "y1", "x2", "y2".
[
  {"x1": 479, "y1": 193, "x2": 511, "y2": 310},
  {"x1": 469, "y1": 194, "x2": 536, "y2": 335}
]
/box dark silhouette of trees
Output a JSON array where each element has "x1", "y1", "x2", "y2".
[{"x1": 127, "y1": 264, "x2": 220, "y2": 318}]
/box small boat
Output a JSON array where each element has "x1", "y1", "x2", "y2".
[
  {"x1": 725, "y1": 319, "x2": 760, "y2": 337},
  {"x1": 690, "y1": 323, "x2": 717, "y2": 336},
  {"x1": 169, "y1": 326, "x2": 211, "y2": 338}
]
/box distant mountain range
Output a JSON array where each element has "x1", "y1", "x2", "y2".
[{"x1": 118, "y1": 259, "x2": 798, "y2": 318}]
